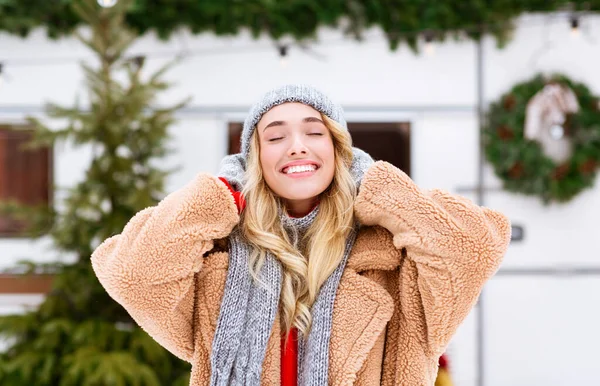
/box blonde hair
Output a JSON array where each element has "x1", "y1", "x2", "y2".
[{"x1": 240, "y1": 114, "x2": 356, "y2": 339}]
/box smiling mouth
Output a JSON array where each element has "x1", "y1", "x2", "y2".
[{"x1": 281, "y1": 164, "x2": 319, "y2": 175}]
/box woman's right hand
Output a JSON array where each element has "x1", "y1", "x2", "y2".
[{"x1": 91, "y1": 173, "x2": 239, "y2": 362}]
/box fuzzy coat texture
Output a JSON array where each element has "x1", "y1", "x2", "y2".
[{"x1": 91, "y1": 161, "x2": 511, "y2": 385}]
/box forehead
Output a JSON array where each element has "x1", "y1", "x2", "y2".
[{"x1": 257, "y1": 102, "x2": 321, "y2": 126}]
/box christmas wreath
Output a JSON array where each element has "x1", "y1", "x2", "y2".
[{"x1": 484, "y1": 74, "x2": 600, "y2": 204}]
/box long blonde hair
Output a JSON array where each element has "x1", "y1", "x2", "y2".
[{"x1": 240, "y1": 114, "x2": 356, "y2": 338}]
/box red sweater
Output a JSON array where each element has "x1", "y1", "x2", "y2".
[
  {"x1": 281, "y1": 202, "x2": 319, "y2": 386},
  {"x1": 281, "y1": 327, "x2": 298, "y2": 386}
]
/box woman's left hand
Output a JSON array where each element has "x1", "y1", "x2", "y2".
[{"x1": 354, "y1": 161, "x2": 511, "y2": 356}]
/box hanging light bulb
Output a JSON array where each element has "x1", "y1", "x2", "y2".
[
  {"x1": 570, "y1": 16, "x2": 580, "y2": 38},
  {"x1": 279, "y1": 45, "x2": 289, "y2": 68},
  {"x1": 98, "y1": 0, "x2": 118, "y2": 8},
  {"x1": 131, "y1": 55, "x2": 146, "y2": 70},
  {"x1": 423, "y1": 32, "x2": 435, "y2": 56}
]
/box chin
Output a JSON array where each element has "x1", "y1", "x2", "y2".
[{"x1": 279, "y1": 189, "x2": 322, "y2": 202}]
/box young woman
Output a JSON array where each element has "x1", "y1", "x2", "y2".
[{"x1": 92, "y1": 84, "x2": 511, "y2": 386}]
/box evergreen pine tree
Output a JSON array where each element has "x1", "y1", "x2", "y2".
[{"x1": 0, "y1": 0, "x2": 191, "y2": 384}]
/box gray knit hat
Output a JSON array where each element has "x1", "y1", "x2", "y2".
[{"x1": 240, "y1": 84, "x2": 347, "y2": 158}]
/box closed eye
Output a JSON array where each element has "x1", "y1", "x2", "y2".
[
  {"x1": 268, "y1": 137, "x2": 283, "y2": 142},
  {"x1": 308, "y1": 133, "x2": 323, "y2": 136}
]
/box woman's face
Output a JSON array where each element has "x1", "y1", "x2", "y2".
[{"x1": 256, "y1": 102, "x2": 335, "y2": 216}]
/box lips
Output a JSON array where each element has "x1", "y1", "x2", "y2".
[
  {"x1": 280, "y1": 161, "x2": 320, "y2": 174},
  {"x1": 285, "y1": 165, "x2": 317, "y2": 174}
]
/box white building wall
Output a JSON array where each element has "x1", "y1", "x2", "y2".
[{"x1": 1, "y1": 13, "x2": 599, "y2": 386}]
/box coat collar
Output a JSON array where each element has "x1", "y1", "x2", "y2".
[{"x1": 328, "y1": 225, "x2": 400, "y2": 384}]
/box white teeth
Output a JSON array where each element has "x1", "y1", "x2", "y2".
[{"x1": 285, "y1": 165, "x2": 317, "y2": 174}]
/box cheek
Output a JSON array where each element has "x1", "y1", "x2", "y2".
[
  {"x1": 318, "y1": 141, "x2": 336, "y2": 181},
  {"x1": 259, "y1": 147, "x2": 281, "y2": 182},
  {"x1": 319, "y1": 139, "x2": 335, "y2": 165},
  {"x1": 259, "y1": 147, "x2": 274, "y2": 170}
]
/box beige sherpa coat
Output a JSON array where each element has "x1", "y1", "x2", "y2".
[{"x1": 91, "y1": 161, "x2": 511, "y2": 385}]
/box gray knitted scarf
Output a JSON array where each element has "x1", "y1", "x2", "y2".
[{"x1": 212, "y1": 148, "x2": 372, "y2": 385}]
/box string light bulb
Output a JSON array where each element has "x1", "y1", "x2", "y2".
[
  {"x1": 423, "y1": 32, "x2": 435, "y2": 56},
  {"x1": 278, "y1": 45, "x2": 289, "y2": 68},
  {"x1": 98, "y1": 0, "x2": 118, "y2": 8},
  {"x1": 132, "y1": 55, "x2": 146, "y2": 69},
  {"x1": 570, "y1": 16, "x2": 580, "y2": 37}
]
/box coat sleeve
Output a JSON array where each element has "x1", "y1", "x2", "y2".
[
  {"x1": 354, "y1": 161, "x2": 511, "y2": 357},
  {"x1": 91, "y1": 173, "x2": 239, "y2": 362}
]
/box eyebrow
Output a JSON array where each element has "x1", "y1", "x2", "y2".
[{"x1": 263, "y1": 116, "x2": 325, "y2": 131}]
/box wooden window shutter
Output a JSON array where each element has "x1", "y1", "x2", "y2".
[{"x1": 0, "y1": 126, "x2": 52, "y2": 236}]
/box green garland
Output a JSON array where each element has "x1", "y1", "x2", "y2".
[
  {"x1": 0, "y1": 0, "x2": 598, "y2": 51},
  {"x1": 484, "y1": 74, "x2": 600, "y2": 204}
]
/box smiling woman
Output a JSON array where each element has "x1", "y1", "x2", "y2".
[
  {"x1": 240, "y1": 97, "x2": 358, "y2": 356},
  {"x1": 92, "y1": 84, "x2": 511, "y2": 386}
]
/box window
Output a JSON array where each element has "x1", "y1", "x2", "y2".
[
  {"x1": 228, "y1": 122, "x2": 243, "y2": 155},
  {"x1": 0, "y1": 126, "x2": 53, "y2": 237},
  {"x1": 347, "y1": 122, "x2": 411, "y2": 175}
]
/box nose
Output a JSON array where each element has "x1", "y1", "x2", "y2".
[{"x1": 288, "y1": 135, "x2": 308, "y2": 156}]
